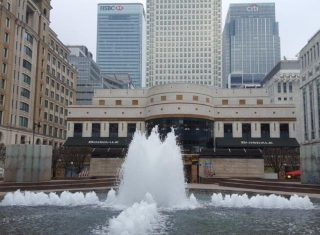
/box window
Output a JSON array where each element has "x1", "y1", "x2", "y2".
[
  {"x1": 222, "y1": 99, "x2": 228, "y2": 105},
  {"x1": 278, "y1": 83, "x2": 281, "y2": 93},
  {"x1": 310, "y1": 83, "x2": 316, "y2": 139},
  {"x1": 3, "y1": 48, "x2": 8, "y2": 58},
  {"x1": 92, "y1": 123, "x2": 101, "y2": 137},
  {"x1": 239, "y1": 99, "x2": 246, "y2": 105},
  {"x1": 127, "y1": 123, "x2": 136, "y2": 138},
  {"x1": 283, "y1": 83, "x2": 287, "y2": 93},
  {"x1": 161, "y1": 96, "x2": 166, "y2": 101},
  {"x1": 20, "y1": 102, "x2": 29, "y2": 112},
  {"x1": 2, "y1": 63, "x2": 7, "y2": 74},
  {"x1": 206, "y1": 98, "x2": 210, "y2": 103},
  {"x1": 193, "y1": 96, "x2": 198, "y2": 101},
  {"x1": 74, "y1": 123, "x2": 83, "y2": 137},
  {"x1": 176, "y1": 95, "x2": 183, "y2": 100},
  {"x1": 4, "y1": 33, "x2": 9, "y2": 43},
  {"x1": 99, "y1": 100, "x2": 105, "y2": 105},
  {"x1": 19, "y1": 116, "x2": 28, "y2": 128},
  {"x1": 280, "y1": 123, "x2": 289, "y2": 139},
  {"x1": 109, "y1": 123, "x2": 118, "y2": 138},
  {"x1": 24, "y1": 32, "x2": 33, "y2": 44},
  {"x1": 257, "y1": 99, "x2": 263, "y2": 105},
  {"x1": 115, "y1": 100, "x2": 122, "y2": 105},
  {"x1": 242, "y1": 123, "x2": 251, "y2": 138},
  {"x1": 24, "y1": 46, "x2": 32, "y2": 58},
  {"x1": 289, "y1": 82, "x2": 293, "y2": 93},
  {"x1": 261, "y1": 123, "x2": 270, "y2": 138},
  {"x1": 5, "y1": 18, "x2": 10, "y2": 28},
  {"x1": 132, "y1": 100, "x2": 138, "y2": 105},
  {"x1": 22, "y1": 73, "x2": 31, "y2": 84},
  {"x1": 224, "y1": 123, "x2": 233, "y2": 138},
  {"x1": 0, "y1": 95, "x2": 4, "y2": 105},
  {"x1": 20, "y1": 88, "x2": 30, "y2": 98},
  {"x1": 23, "y1": 60, "x2": 32, "y2": 71}
]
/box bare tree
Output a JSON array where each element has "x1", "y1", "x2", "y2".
[
  {"x1": 263, "y1": 147, "x2": 300, "y2": 176},
  {"x1": 52, "y1": 147, "x2": 63, "y2": 178},
  {"x1": 62, "y1": 147, "x2": 92, "y2": 175},
  {"x1": 0, "y1": 143, "x2": 6, "y2": 167}
]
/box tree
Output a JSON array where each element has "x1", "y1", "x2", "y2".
[
  {"x1": 52, "y1": 147, "x2": 63, "y2": 178},
  {"x1": 62, "y1": 147, "x2": 92, "y2": 175},
  {"x1": 263, "y1": 147, "x2": 300, "y2": 177},
  {"x1": 0, "y1": 143, "x2": 6, "y2": 167}
]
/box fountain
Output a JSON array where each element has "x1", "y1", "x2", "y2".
[{"x1": 0, "y1": 128, "x2": 319, "y2": 234}]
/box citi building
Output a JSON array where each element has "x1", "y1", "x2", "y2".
[
  {"x1": 97, "y1": 3, "x2": 145, "y2": 88},
  {"x1": 223, "y1": 3, "x2": 281, "y2": 88}
]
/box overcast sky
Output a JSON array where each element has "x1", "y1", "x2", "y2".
[{"x1": 51, "y1": 0, "x2": 320, "y2": 60}]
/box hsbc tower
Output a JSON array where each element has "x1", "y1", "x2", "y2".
[{"x1": 97, "y1": 3, "x2": 145, "y2": 88}]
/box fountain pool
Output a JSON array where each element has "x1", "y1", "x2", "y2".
[{"x1": 0, "y1": 129, "x2": 319, "y2": 234}]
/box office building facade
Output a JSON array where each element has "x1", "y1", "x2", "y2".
[
  {"x1": 66, "y1": 83, "x2": 299, "y2": 179},
  {"x1": 146, "y1": 0, "x2": 222, "y2": 87},
  {"x1": 68, "y1": 46, "x2": 103, "y2": 105},
  {"x1": 223, "y1": 3, "x2": 281, "y2": 88},
  {"x1": 299, "y1": 30, "x2": 320, "y2": 184},
  {"x1": 0, "y1": 0, "x2": 77, "y2": 147},
  {"x1": 97, "y1": 3, "x2": 145, "y2": 88}
]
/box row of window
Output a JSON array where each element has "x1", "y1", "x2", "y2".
[
  {"x1": 42, "y1": 124, "x2": 66, "y2": 139},
  {"x1": 97, "y1": 97, "x2": 263, "y2": 106},
  {"x1": 44, "y1": 100, "x2": 67, "y2": 114},
  {"x1": 222, "y1": 123, "x2": 290, "y2": 139},
  {"x1": 301, "y1": 40, "x2": 320, "y2": 69},
  {"x1": 44, "y1": 88, "x2": 72, "y2": 106},
  {"x1": 43, "y1": 112, "x2": 66, "y2": 126},
  {"x1": 45, "y1": 76, "x2": 73, "y2": 97},
  {"x1": 277, "y1": 82, "x2": 293, "y2": 93},
  {"x1": 47, "y1": 65, "x2": 74, "y2": 88},
  {"x1": 74, "y1": 123, "x2": 137, "y2": 138}
]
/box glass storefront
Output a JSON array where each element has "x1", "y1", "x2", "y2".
[{"x1": 146, "y1": 118, "x2": 214, "y2": 152}]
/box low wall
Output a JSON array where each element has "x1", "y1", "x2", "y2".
[
  {"x1": 199, "y1": 158, "x2": 264, "y2": 178},
  {"x1": 4, "y1": 145, "x2": 52, "y2": 182},
  {"x1": 90, "y1": 158, "x2": 124, "y2": 177}
]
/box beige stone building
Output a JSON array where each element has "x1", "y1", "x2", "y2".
[
  {"x1": 0, "y1": 0, "x2": 76, "y2": 147},
  {"x1": 66, "y1": 83, "x2": 299, "y2": 180}
]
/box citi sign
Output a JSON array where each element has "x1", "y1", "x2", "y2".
[
  {"x1": 101, "y1": 5, "x2": 124, "y2": 11},
  {"x1": 247, "y1": 4, "x2": 259, "y2": 12}
]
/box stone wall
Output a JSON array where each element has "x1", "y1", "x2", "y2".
[
  {"x1": 89, "y1": 158, "x2": 124, "y2": 177},
  {"x1": 4, "y1": 145, "x2": 52, "y2": 182},
  {"x1": 301, "y1": 144, "x2": 320, "y2": 184},
  {"x1": 199, "y1": 158, "x2": 264, "y2": 178}
]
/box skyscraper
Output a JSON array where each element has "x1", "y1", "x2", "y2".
[
  {"x1": 97, "y1": 3, "x2": 145, "y2": 88},
  {"x1": 223, "y1": 3, "x2": 281, "y2": 88},
  {"x1": 68, "y1": 46, "x2": 103, "y2": 105},
  {"x1": 146, "y1": 0, "x2": 222, "y2": 87}
]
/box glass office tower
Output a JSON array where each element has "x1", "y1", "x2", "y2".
[
  {"x1": 97, "y1": 3, "x2": 145, "y2": 88},
  {"x1": 223, "y1": 3, "x2": 281, "y2": 88},
  {"x1": 68, "y1": 46, "x2": 103, "y2": 105}
]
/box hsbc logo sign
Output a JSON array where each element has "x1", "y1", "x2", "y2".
[
  {"x1": 100, "y1": 5, "x2": 124, "y2": 11},
  {"x1": 247, "y1": 5, "x2": 259, "y2": 12}
]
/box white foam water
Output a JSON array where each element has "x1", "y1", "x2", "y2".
[
  {"x1": 115, "y1": 128, "x2": 191, "y2": 208},
  {"x1": 211, "y1": 193, "x2": 314, "y2": 209},
  {"x1": 0, "y1": 190, "x2": 100, "y2": 206},
  {"x1": 93, "y1": 193, "x2": 166, "y2": 235}
]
